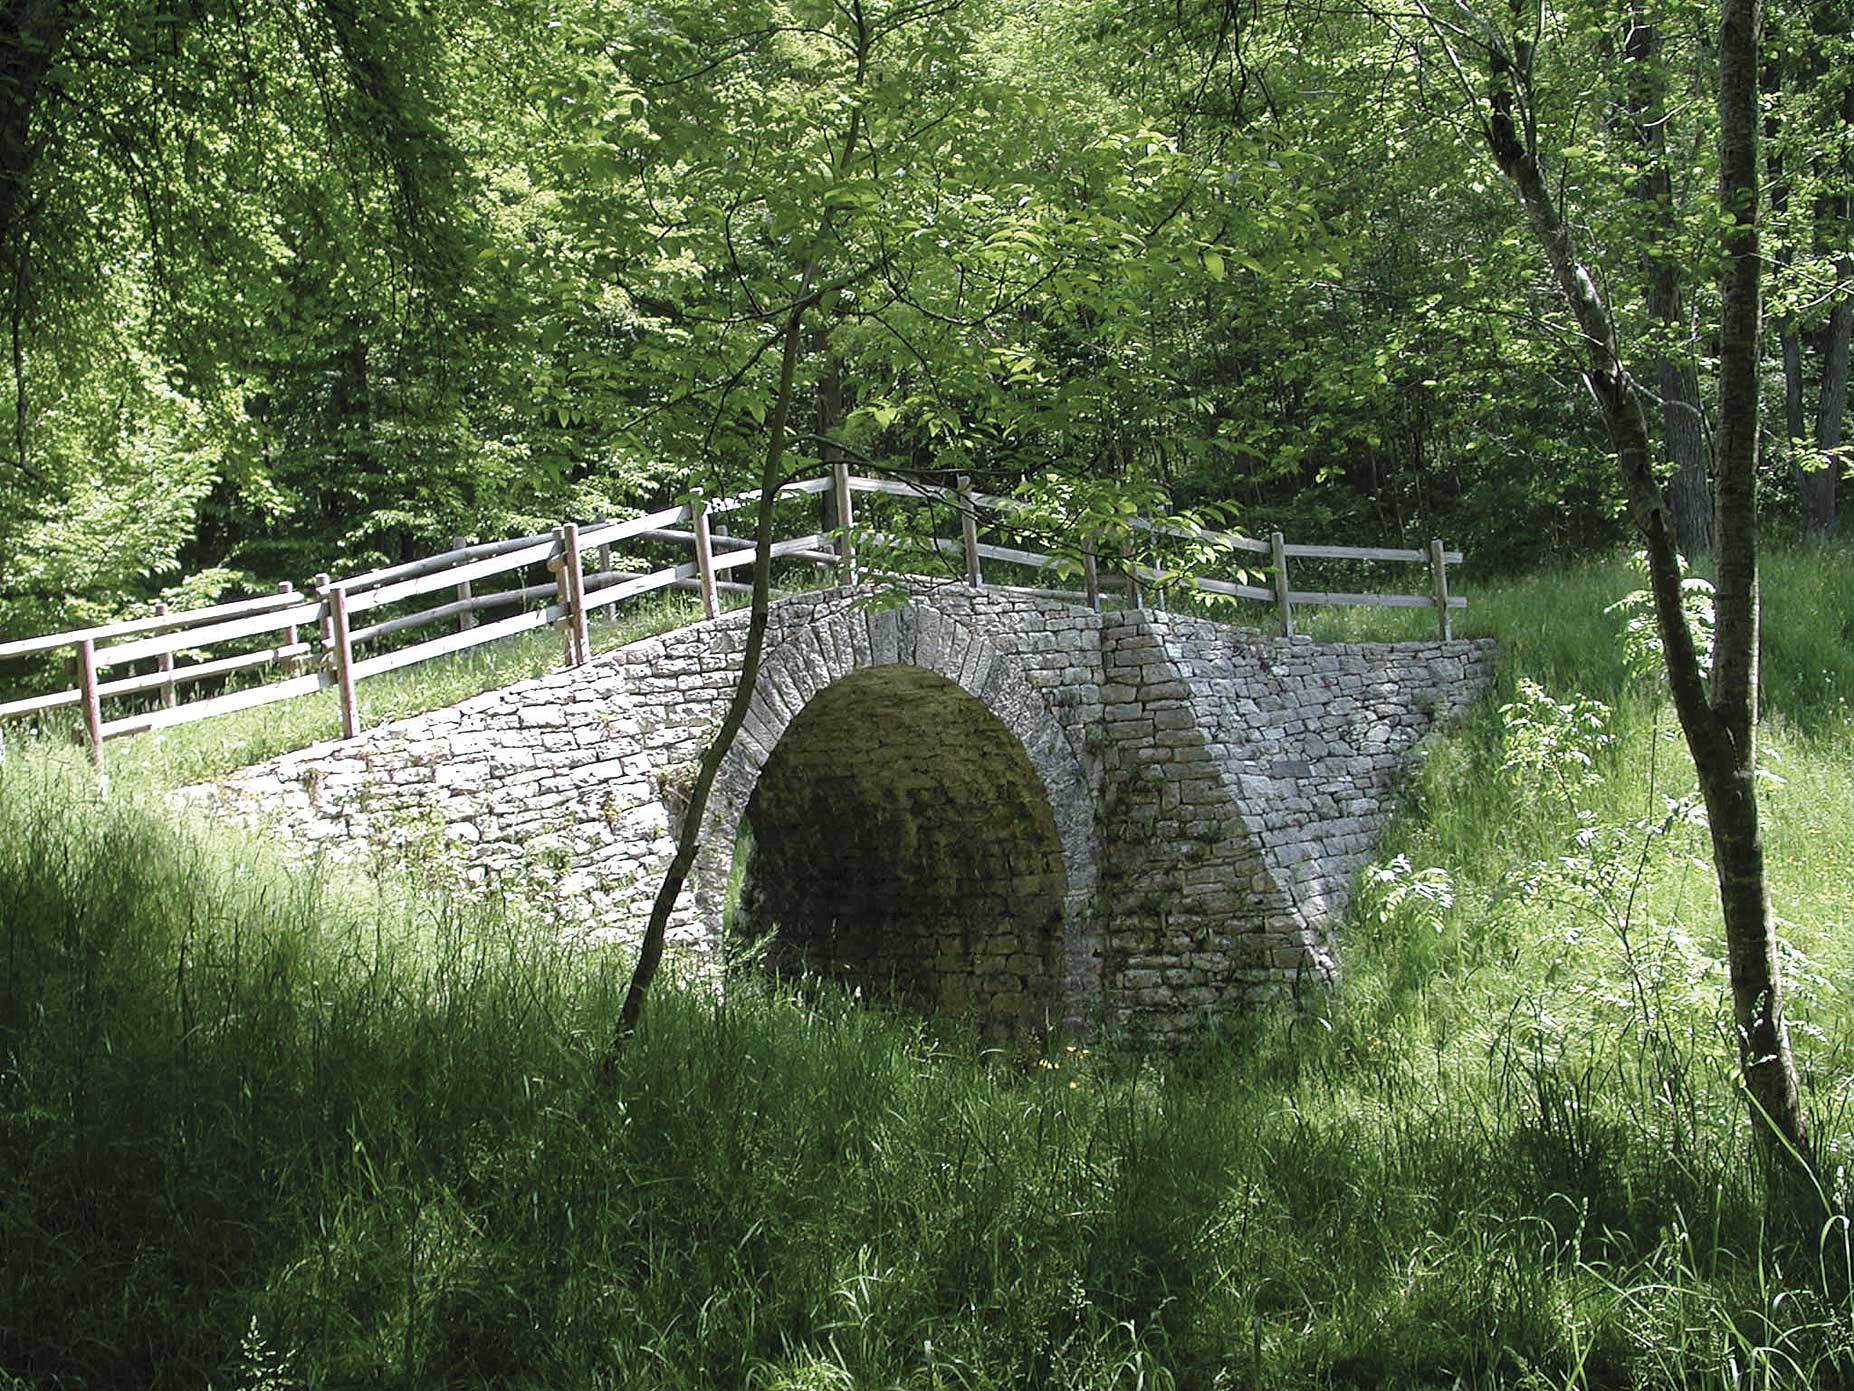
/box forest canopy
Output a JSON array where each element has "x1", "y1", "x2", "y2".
[{"x1": 0, "y1": 0, "x2": 1846, "y2": 638}]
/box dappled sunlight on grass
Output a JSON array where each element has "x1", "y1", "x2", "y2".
[{"x1": 2, "y1": 545, "x2": 1852, "y2": 1387}]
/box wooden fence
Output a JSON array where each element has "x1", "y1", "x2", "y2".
[{"x1": 0, "y1": 466, "x2": 1465, "y2": 766}]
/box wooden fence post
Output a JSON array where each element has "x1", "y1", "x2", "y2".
[
  {"x1": 153, "y1": 601, "x2": 176, "y2": 708},
  {"x1": 563, "y1": 522, "x2": 591, "y2": 663},
  {"x1": 548, "y1": 528, "x2": 571, "y2": 664},
  {"x1": 690, "y1": 489, "x2": 720, "y2": 621},
  {"x1": 831, "y1": 461, "x2": 856, "y2": 583},
  {"x1": 324, "y1": 583, "x2": 360, "y2": 739},
  {"x1": 957, "y1": 474, "x2": 982, "y2": 587},
  {"x1": 277, "y1": 583, "x2": 302, "y2": 676},
  {"x1": 1270, "y1": 530, "x2": 1294, "y2": 637},
  {"x1": 1081, "y1": 533, "x2": 1101, "y2": 612},
  {"x1": 76, "y1": 637, "x2": 103, "y2": 769},
  {"x1": 548, "y1": 526, "x2": 586, "y2": 666},
  {"x1": 453, "y1": 537, "x2": 476, "y2": 632},
  {"x1": 1429, "y1": 539, "x2": 1452, "y2": 640},
  {"x1": 313, "y1": 573, "x2": 332, "y2": 651}
]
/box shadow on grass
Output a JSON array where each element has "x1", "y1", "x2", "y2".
[{"x1": 4, "y1": 747, "x2": 1852, "y2": 1389}]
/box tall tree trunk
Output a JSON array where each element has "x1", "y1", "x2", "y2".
[
  {"x1": 602, "y1": 290, "x2": 815, "y2": 1070},
  {"x1": 330, "y1": 317, "x2": 375, "y2": 545},
  {"x1": 1807, "y1": 281, "x2": 1850, "y2": 537},
  {"x1": 816, "y1": 342, "x2": 846, "y2": 534},
  {"x1": 1626, "y1": 13, "x2": 1712, "y2": 557},
  {"x1": 1457, "y1": 0, "x2": 1815, "y2": 1195},
  {"x1": 602, "y1": 38, "x2": 868, "y2": 1066},
  {"x1": 1771, "y1": 0, "x2": 1851, "y2": 537},
  {"x1": 1652, "y1": 281, "x2": 1714, "y2": 556},
  {"x1": 1711, "y1": 0, "x2": 1811, "y2": 1184},
  {"x1": 1782, "y1": 324, "x2": 1809, "y2": 487},
  {"x1": 1800, "y1": 1, "x2": 1852, "y2": 537},
  {"x1": 2, "y1": 0, "x2": 68, "y2": 477},
  {"x1": 1767, "y1": 52, "x2": 1813, "y2": 527}
]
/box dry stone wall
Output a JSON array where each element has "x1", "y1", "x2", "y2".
[{"x1": 195, "y1": 584, "x2": 1494, "y2": 1042}]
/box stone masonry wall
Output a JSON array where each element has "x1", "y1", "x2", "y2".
[{"x1": 194, "y1": 584, "x2": 1494, "y2": 1042}]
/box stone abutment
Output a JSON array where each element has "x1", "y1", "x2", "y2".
[{"x1": 196, "y1": 585, "x2": 1495, "y2": 1043}]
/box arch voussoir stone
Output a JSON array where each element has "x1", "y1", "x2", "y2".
[{"x1": 195, "y1": 582, "x2": 1494, "y2": 1044}]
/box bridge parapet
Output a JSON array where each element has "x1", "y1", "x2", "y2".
[
  {"x1": 3, "y1": 464, "x2": 1467, "y2": 771},
  {"x1": 191, "y1": 585, "x2": 1493, "y2": 1042}
]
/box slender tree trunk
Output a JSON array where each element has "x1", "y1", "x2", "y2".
[
  {"x1": 2, "y1": 0, "x2": 67, "y2": 476},
  {"x1": 601, "y1": 292, "x2": 815, "y2": 1071},
  {"x1": 1461, "y1": 1, "x2": 1815, "y2": 1194},
  {"x1": 1799, "y1": 2, "x2": 1853, "y2": 537},
  {"x1": 1711, "y1": 0, "x2": 1812, "y2": 1183},
  {"x1": 817, "y1": 344, "x2": 846, "y2": 534},
  {"x1": 1626, "y1": 14, "x2": 1712, "y2": 557},
  {"x1": 1767, "y1": 55, "x2": 1816, "y2": 528},
  {"x1": 602, "y1": 30, "x2": 869, "y2": 1067},
  {"x1": 1806, "y1": 283, "x2": 1850, "y2": 536},
  {"x1": 1770, "y1": 1, "x2": 1850, "y2": 538},
  {"x1": 1782, "y1": 335, "x2": 1807, "y2": 455},
  {"x1": 1654, "y1": 292, "x2": 1714, "y2": 555}
]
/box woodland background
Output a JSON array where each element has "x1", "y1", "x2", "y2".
[{"x1": 2, "y1": 0, "x2": 1846, "y2": 644}]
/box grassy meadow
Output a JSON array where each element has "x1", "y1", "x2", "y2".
[{"x1": 3, "y1": 547, "x2": 1853, "y2": 1389}]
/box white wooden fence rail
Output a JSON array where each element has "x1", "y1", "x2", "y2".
[{"x1": 0, "y1": 465, "x2": 1466, "y2": 766}]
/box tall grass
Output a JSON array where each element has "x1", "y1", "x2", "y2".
[{"x1": 3, "y1": 545, "x2": 1853, "y2": 1388}]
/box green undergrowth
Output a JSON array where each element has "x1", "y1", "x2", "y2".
[{"x1": 3, "y1": 545, "x2": 1854, "y2": 1388}]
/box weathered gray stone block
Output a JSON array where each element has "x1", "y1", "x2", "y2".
[{"x1": 193, "y1": 583, "x2": 1494, "y2": 1045}]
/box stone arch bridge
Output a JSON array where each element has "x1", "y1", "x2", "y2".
[{"x1": 203, "y1": 585, "x2": 1493, "y2": 1042}]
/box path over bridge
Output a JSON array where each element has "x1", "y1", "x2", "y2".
[{"x1": 202, "y1": 584, "x2": 1493, "y2": 1042}]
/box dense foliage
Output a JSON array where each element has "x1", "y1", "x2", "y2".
[
  {"x1": 2, "y1": 3, "x2": 1849, "y2": 1381},
  {"x1": 3, "y1": 0, "x2": 1844, "y2": 641}
]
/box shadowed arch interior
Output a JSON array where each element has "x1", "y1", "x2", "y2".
[{"x1": 732, "y1": 664, "x2": 1069, "y2": 1038}]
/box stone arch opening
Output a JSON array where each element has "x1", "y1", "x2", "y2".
[{"x1": 729, "y1": 664, "x2": 1070, "y2": 1039}]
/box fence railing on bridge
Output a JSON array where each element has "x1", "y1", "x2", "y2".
[{"x1": 0, "y1": 467, "x2": 1465, "y2": 766}]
